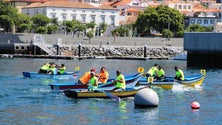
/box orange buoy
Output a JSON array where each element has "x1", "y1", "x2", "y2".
[{"x1": 191, "y1": 102, "x2": 200, "y2": 109}]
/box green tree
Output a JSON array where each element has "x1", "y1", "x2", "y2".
[
  {"x1": 47, "y1": 18, "x2": 59, "y2": 34},
  {"x1": 16, "y1": 13, "x2": 31, "y2": 33},
  {"x1": 31, "y1": 14, "x2": 50, "y2": 33},
  {"x1": 36, "y1": 26, "x2": 47, "y2": 34},
  {"x1": 112, "y1": 26, "x2": 129, "y2": 37},
  {"x1": 99, "y1": 22, "x2": 107, "y2": 34},
  {"x1": 135, "y1": 5, "x2": 184, "y2": 37},
  {"x1": 0, "y1": 0, "x2": 19, "y2": 33},
  {"x1": 63, "y1": 20, "x2": 74, "y2": 34},
  {"x1": 0, "y1": 15, "x2": 13, "y2": 32},
  {"x1": 186, "y1": 24, "x2": 213, "y2": 32},
  {"x1": 162, "y1": 29, "x2": 173, "y2": 38},
  {"x1": 86, "y1": 22, "x2": 96, "y2": 30},
  {"x1": 86, "y1": 30, "x2": 94, "y2": 44}
]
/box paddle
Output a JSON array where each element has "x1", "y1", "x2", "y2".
[
  {"x1": 102, "y1": 90, "x2": 120, "y2": 101},
  {"x1": 147, "y1": 76, "x2": 154, "y2": 88},
  {"x1": 73, "y1": 66, "x2": 80, "y2": 79},
  {"x1": 137, "y1": 67, "x2": 145, "y2": 75}
]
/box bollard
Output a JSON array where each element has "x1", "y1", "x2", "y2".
[
  {"x1": 78, "y1": 43, "x2": 81, "y2": 57},
  {"x1": 144, "y1": 44, "x2": 147, "y2": 58},
  {"x1": 56, "y1": 44, "x2": 59, "y2": 55}
]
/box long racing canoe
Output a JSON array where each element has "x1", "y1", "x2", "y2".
[
  {"x1": 49, "y1": 73, "x2": 143, "y2": 91},
  {"x1": 64, "y1": 86, "x2": 146, "y2": 98},
  {"x1": 22, "y1": 71, "x2": 79, "y2": 80},
  {"x1": 138, "y1": 69, "x2": 206, "y2": 90}
]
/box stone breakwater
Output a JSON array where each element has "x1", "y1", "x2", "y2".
[{"x1": 59, "y1": 45, "x2": 185, "y2": 58}]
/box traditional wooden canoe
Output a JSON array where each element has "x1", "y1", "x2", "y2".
[
  {"x1": 138, "y1": 70, "x2": 206, "y2": 90},
  {"x1": 22, "y1": 71, "x2": 79, "y2": 80},
  {"x1": 64, "y1": 86, "x2": 146, "y2": 98},
  {"x1": 49, "y1": 73, "x2": 143, "y2": 91}
]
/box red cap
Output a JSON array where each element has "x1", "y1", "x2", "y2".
[{"x1": 91, "y1": 68, "x2": 96, "y2": 72}]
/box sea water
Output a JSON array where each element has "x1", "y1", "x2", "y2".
[{"x1": 0, "y1": 58, "x2": 221, "y2": 125}]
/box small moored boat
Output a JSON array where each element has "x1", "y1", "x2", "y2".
[
  {"x1": 49, "y1": 73, "x2": 143, "y2": 91},
  {"x1": 64, "y1": 86, "x2": 146, "y2": 98},
  {"x1": 22, "y1": 71, "x2": 79, "y2": 80}
]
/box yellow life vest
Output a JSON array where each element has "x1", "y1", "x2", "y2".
[
  {"x1": 147, "y1": 67, "x2": 158, "y2": 76},
  {"x1": 41, "y1": 63, "x2": 50, "y2": 70},
  {"x1": 115, "y1": 74, "x2": 126, "y2": 90},
  {"x1": 176, "y1": 69, "x2": 184, "y2": 80},
  {"x1": 58, "y1": 66, "x2": 66, "y2": 74},
  {"x1": 157, "y1": 69, "x2": 165, "y2": 77},
  {"x1": 88, "y1": 76, "x2": 98, "y2": 90}
]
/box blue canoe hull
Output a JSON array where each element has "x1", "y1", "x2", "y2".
[
  {"x1": 22, "y1": 71, "x2": 79, "y2": 80},
  {"x1": 49, "y1": 73, "x2": 143, "y2": 91}
]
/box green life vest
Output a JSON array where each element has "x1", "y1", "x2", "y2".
[
  {"x1": 157, "y1": 69, "x2": 165, "y2": 77},
  {"x1": 41, "y1": 63, "x2": 50, "y2": 70},
  {"x1": 116, "y1": 74, "x2": 126, "y2": 90},
  {"x1": 147, "y1": 67, "x2": 158, "y2": 76},
  {"x1": 58, "y1": 66, "x2": 66, "y2": 74},
  {"x1": 88, "y1": 77, "x2": 98, "y2": 90},
  {"x1": 176, "y1": 69, "x2": 184, "y2": 80}
]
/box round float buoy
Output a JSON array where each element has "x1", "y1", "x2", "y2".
[
  {"x1": 134, "y1": 88, "x2": 159, "y2": 107},
  {"x1": 191, "y1": 102, "x2": 200, "y2": 109}
]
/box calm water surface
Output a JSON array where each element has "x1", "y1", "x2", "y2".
[{"x1": 0, "y1": 58, "x2": 221, "y2": 125}]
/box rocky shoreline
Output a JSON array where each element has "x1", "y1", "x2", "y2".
[{"x1": 59, "y1": 44, "x2": 185, "y2": 59}]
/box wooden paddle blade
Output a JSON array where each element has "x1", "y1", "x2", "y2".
[
  {"x1": 75, "y1": 66, "x2": 80, "y2": 71},
  {"x1": 137, "y1": 67, "x2": 144, "y2": 73}
]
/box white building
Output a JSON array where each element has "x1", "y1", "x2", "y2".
[{"x1": 21, "y1": 1, "x2": 120, "y2": 26}]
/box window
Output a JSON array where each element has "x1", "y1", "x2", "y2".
[
  {"x1": 127, "y1": 12, "x2": 132, "y2": 16},
  {"x1": 72, "y1": 14, "x2": 76, "y2": 20},
  {"x1": 101, "y1": 15, "x2": 105, "y2": 23},
  {"x1": 51, "y1": 14, "x2": 56, "y2": 19},
  {"x1": 188, "y1": 6, "x2": 191, "y2": 9},
  {"x1": 132, "y1": 2, "x2": 139, "y2": 6},
  {"x1": 190, "y1": 19, "x2": 195, "y2": 24},
  {"x1": 210, "y1": 20, "x2": 215, "y2": 24},
  {"x1": 81, "y1": 14, "x2": 86, "y2": 23},
  {"x1": 63, "y1": 9, "x2": 66, "y2": 12},
  {"x1": 183, "y1": 5, "x2": 186, "y2": 9},
  {"x1": 110, "y1": 16, "x2": 115, "y2": 25},
  {"x1": 204, "y1": 20, "x2": 208, "y2": 24},
  {"x1": 197, "y1": 19, "x2": 202, "y2": 24},
  {"x1": 91, "y1": 15, "x2": 95, "y2": 22},
  {"x1": 178, "y1": 5, "x2": 182, "y2": 9},
  {"x1": 52, "y1": 9, "x2": 55, "y2": 11},
  {"x1": 35, "y1": 8, "x2": 39, "y2": 14},
  {"x1": 62, "y1": 15, "x2": 67, "y2": 21}
]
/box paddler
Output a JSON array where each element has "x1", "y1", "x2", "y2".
[
  {"x1": 88, "y1": 72, "x2": 98, "y2": 91},
  {"x1": 57, "y1": 64, "x2": 66, "y2": 75},
  {"x1": 78, "y1": 68, "x2": 96, "y2": 84},
  {"x1": 38, "y1": 63, "x2": 51, "y2": 74},
  {"x1": 146, "y1": 64, "x2": 159, "y2": 78},
  {"x1": 113, "y1": 70, "x2": 126, "y2": 91},
  {"x1": 47, "y1": 63, "x2": 57, "y2": 75},
  {"x1": 174, "y1": 66, "x2": 184, "y2": 80},
  {"x1": 156, "y1": 66, "x2": 165, "y2": 80},
  {"x1": 96, "y1": 67, "x2": 109, "y2": 84}
]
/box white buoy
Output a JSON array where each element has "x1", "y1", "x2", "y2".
[{"x1": 134, "y1": 88, "x2": 159, "y2": 107}]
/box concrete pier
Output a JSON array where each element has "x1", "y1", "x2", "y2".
[{"x1": 184, "y1": 32, "x2": 222, "y2": 68}]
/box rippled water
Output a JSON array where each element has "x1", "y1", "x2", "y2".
[{"x1": 0, "y1": 58, "x2": 221, "y2": 125}]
